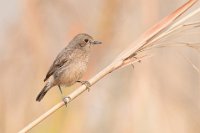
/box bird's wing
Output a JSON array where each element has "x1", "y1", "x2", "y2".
[{"x1": 44, "y1": 49, "x2": 72, "y2": 82}]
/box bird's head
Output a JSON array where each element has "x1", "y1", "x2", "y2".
[{"x1": 71, "y1": 33, "x2": 102, "y2": 51}]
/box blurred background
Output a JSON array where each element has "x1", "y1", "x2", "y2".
[{"x1": 1, "y1": 0, "x2": 200, "y2": 133}]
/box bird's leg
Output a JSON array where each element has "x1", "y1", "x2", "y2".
[
  {"x1": 57, "y1": 85, "x2": 68, "y2": 107},
  {"x1": 58, "y1": 85, "x2": 63, "y2": 94},
  {"x1": 77, "y1": 80, "x2": 91, "y2": 92}
]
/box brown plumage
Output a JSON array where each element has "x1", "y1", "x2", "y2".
[{"x1": 36, "y1": 33, "x2": 101, "y2": 102}]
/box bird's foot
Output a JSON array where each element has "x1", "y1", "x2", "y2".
[
  {"x1": 63, "y1": 96, "x2": 71, "y2": 107},
  {"x1": 77, "y1": 80, "x2": 91, "y2": 92}
]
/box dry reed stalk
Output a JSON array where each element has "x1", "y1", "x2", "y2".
[{"x1": 19, "y1": 0, "x2": 199, "y2": 132}]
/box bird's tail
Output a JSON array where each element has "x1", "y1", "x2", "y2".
[{"x1": 36, "y1": 84, "x2": 51, "y2": 102}]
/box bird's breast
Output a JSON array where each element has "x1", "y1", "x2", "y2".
[{"x1": 59, "y1": 57, "x2": 89, "y2": 86}]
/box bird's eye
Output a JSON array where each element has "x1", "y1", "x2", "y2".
[{"x1": 84, "y1": 39, "x2": 89, "y2": 43}]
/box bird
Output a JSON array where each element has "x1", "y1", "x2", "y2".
[{"x1": 36, "y1": 33, "x2": 101, "y2": 103}]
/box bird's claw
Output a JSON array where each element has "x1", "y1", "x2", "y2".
[
  {"x1": 63, "y1": 96, "x2": 71, "y2": 107},
  {"x1": 77, "y1": 81, "x2": 91, "y2": 92}
]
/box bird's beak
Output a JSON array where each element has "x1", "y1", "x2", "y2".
[{"x1": 90, "y1": 40, "x2": 102, "y2": 45}]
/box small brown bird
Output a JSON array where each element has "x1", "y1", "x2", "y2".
[{"x1": 36, "y1": 33, "x2": 101, "y2": 102}]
